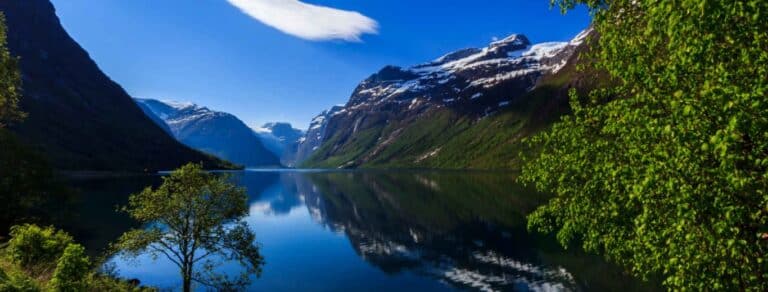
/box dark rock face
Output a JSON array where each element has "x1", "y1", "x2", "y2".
[
  {"x1": 0, "y1": 0, "x2": 229, "y2": 171},
  {"x1": 255, "y1": 122, "x2": 304, "y2": 167},
  {"x1": 134, "y1": 99, "x2": 280, "y2": 168},
  {"x1": 301, "y1": 30, "x2": 591, "y2": 167}
]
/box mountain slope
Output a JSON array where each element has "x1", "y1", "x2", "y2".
[
  {"x1": 295, "y1": 106, "x2": 344, "y2": 164},
  {"x1": 135, "y1": 99, "x2": 280, "y2": 167},
  {"x1": 0, "y1": 0, "x2": 232, "y2": 171},
  {"x1": 254, "y1": 122, "x2": 304, "y2": 167},
  {"x1": 302, "y1": 30, "x2": 592, "y2": 169},
  {"x1": 134, "y1": 101, "x2": 173, "y2": 136}
]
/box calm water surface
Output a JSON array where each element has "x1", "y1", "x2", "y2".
[{"x1": 65, "y1": 170, "x2": 658, "y2": 291}]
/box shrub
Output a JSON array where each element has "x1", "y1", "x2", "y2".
[
  {"x1": 7, "y1": 224, "x2": 73, "y2": 269},
  {"x1": 0, "y1": 268, "x2": 40, "y2": 291},
  {"x1": 50, "y1": 244, "x2": 90, "y2": 292}
]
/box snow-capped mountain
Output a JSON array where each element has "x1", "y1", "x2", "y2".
[
  {"x1": 134, "y1": 98, "x2": 280, "y2": 167},
  {"x1": 301, "y1": 29, "x2": 592, "y2": 167},
  {"x1": 346, "y1": 30, "x2": 590, "y2": 116},
  {"x1": 295, "y1": 105, "x2": 345, "y2": 163},
  {"x1": 253, "y1": 122, "x2": 304, "y2": 167}
]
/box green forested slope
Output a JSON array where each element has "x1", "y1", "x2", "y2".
[{"x1": 303, "y1": 51, "x2": 592, "y2": 170}]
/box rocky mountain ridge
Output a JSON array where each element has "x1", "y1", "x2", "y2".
[{"x1": 300, "y1": 29, "x2": 591, "y2": 168}]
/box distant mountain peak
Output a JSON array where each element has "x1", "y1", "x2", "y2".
[
  {"x1": 253, "y1": 122, "x2": 304, "y2": 167},
  {"x1": 134, "y1": 98, "x2": 280, "y2": 167},
  {"x1": 433, "y1": 48, "x2": 484, "y2": 64},
  {"x1": 161, "y1": 100, "x2": 198, "y2": 111},
  {"x1": 260, "y1": 122, "x2": 296, "y2": 132},
  {"x1": 489, "y1": 33, "x2": 530, "y2": 49}
]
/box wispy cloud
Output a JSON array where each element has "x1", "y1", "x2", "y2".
[{"x1": 226, "y1": 0, "x2": 378, "y2": 42}]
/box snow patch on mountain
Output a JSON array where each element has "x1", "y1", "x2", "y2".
[{"x1": 343, "y1": 29, "x2": 588, "y2": 111}]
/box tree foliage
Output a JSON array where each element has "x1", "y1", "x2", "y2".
[
  {"x1": 0, "y1": 12, "x2": 23, "y2": 127},
  {"x1": 520, "y1": 0, "x2": 768, "y2": 290},
  {"x1": 115, "y1": 163, "x2": 264, "y2": 292}
]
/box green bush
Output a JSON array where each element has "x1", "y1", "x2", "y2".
[
  {"x1": 7, "y1": 224, "x2": 74, "y2": 269},
  {"x1": 0, "y1": 268, "x2": 39, "y2": 292},
  {"x1": 88, "y1": 276, "x2": 156, "y2": 292},
  {"x1": 50, "y1": 244, "x2": 90, "y2": 292},
  {"x1": 1, "y1": 224, "x2": 156, "y2": 291}
]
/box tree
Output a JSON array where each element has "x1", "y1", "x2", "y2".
[
  {"x1": 115, "y1": 163, "x2": 264, "y2": 292},
  {"x1": 0, "y1": 12, "x2": 23, "y2": 127},
  {"x1": 520, "y1": 0, "x2": 768, "y2": 290}
]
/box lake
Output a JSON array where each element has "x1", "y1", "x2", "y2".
[{"x1": 63, "y1": 170, "x2": 658, "y2": 291}]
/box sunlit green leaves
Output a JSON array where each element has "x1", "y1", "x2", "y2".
[{"x1": 521, "y1": 0, "x2": 768, "y2": 290}]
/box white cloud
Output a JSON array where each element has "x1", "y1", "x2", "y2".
[{"x1": 226, "y1": 0, "x2": 378, "y2": 42}]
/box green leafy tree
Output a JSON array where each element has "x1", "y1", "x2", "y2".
[
  {"x1": 520, "y1": 0, "x2": 768, "y2": 290},
  {"x1": 0, "y1": 12, "x2": 23, "y2": 127},
  {"x1": 115, "y1": 163, "x2": 264, "y2": 292},
  {"x1": 50, "y1": 244, "x2": 90, "y2": 292}
]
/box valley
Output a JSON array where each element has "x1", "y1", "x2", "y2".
[{"x1": 0, "y1": 0, "x2": 763, "y2": 291}]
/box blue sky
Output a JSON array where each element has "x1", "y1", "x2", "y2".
[{"x1": 49, "y1": 0, "x2": 590, "y2": 129}]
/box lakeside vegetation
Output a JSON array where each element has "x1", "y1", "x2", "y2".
[
  {"x1": 1, "y1": 0, "x2": 766, "y2": 290},
  {"x1": 0, "y1": 224, "x2": 154, "y2": 291},
  {"x1": 521, "y1": 0, "x2": 768, "y2": 290},
  {"x1": 1, "y1": 163, "x2": 261, "y2": 291}
]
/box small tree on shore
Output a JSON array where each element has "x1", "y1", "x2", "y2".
[{"x1": 115, "y1": 163, "x2": 264, "y2": 292}]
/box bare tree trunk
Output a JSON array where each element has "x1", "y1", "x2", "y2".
[{"x1": 182, "y1": 265, "x2": 192, "y2": 292}]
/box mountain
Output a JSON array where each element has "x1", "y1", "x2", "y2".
[
  {"x1": 0, "y1": 0, "x2": 232, "y2": 171},
  {"x1": 301, "y1": 29, "x2": 593, "y2": 169},
  {"x1": 253, "y1": 122, "x2": 304, "y2": 167},
  {"x1": 295, "y1": 105, "x2": 345, "y2": 164},
  {"x1": 135, "y1": 98, "x2": 280, "y2": 168}
]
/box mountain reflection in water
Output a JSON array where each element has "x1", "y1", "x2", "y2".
[{"x1": 78, "y1": 170, "x2": 657, "y2": 291}]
